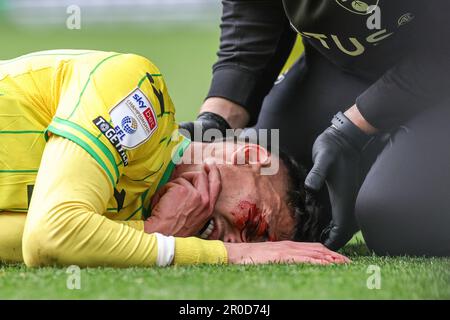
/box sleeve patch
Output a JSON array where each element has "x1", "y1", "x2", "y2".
[
  {"x1": 92, "y1": 116, "x2": 129, "y2": 166},
  {"x1": 109, "y1": 88, "x2": 158, "y2": 149}
]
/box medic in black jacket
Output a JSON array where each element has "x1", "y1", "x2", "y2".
[{"x1": 181, "y1": 0, "x2": 450, "y2": 256}]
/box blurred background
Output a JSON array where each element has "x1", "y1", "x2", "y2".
[
  {"x1": 0, "y1": 0, "x2": 222, "y2": 121},
  {"x1": 0, "y1": 0, "x2": 301, "y2": 121}
]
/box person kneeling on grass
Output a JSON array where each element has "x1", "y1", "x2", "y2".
[{"x1": 0, "y1": 50, "x2": 348, "y2": 267}]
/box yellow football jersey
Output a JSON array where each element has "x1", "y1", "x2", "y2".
[{"x1": 0, "y1": 49, "x2": 190, "y2": 221}]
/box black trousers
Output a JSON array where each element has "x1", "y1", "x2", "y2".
[{"x1": 255, "y1": 45, "x2": 450, "y2": 256}]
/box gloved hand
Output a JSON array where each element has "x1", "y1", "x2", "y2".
[
  {"x1": 179, "y1": 112, "x2": 231, "y2": 142},
  {"x1": 305, "y1": 112, "x2": 373, "y2": 251}
]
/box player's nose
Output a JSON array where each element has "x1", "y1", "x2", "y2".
[{"x1": 224, "y1": 228, "x2": 244, "y2": 243}]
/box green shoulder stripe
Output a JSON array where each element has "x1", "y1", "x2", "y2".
[
  {"x1": 52, "y1": 117, "x2": 120, "y2": 181},
  {"x1": 47, "y1": 125, "x2": 117, "y2": 187}
]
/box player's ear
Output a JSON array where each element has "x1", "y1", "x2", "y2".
[{"x1": 231, "y1": 144, "x2": 271, "y2": 167}]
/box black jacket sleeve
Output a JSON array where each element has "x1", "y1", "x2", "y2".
[
  {"x1": 356, "y1": 47, "x2": 450, "y2": 130},
  {"x1": 356, "y1": 5, "x2": 450, "y2": 131},
  {"x1": 207, "y1": 0, "x2": 297, "y2": 126}
]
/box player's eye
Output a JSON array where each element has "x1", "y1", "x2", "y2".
[{"x1": 245, "y1": 220, "x2": 267, "y2": 242}]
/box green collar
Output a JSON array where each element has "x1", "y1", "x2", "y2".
[{"x1": 143, "y1": 138, "x2": 191, "y2": 219}]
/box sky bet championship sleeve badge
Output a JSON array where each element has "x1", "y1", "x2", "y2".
[{"x1": 108, "y1": 87, "x2": 158, "y2": 149}]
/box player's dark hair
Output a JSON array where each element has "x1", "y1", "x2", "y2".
[{"x1": 277, "y1": 149, "x2": 330, "y2": 242}]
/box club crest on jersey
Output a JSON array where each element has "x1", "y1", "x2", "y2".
[
  {"x1": 109, "y1": 87, "x2": 158, "y2": 149},
  {"x1": 335, "y1": 0, "x2": 379, "y2": 15}
]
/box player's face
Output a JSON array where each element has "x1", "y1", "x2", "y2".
[{"x1": 197, "y1": 142, "x2": 296, "y2": 243}]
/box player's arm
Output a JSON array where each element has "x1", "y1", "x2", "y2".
[
  {"x1": 22, "y1": 136, "x2": 227, "y2": 267},
  {"x1": 0, "y1": 213, "x2": 26, "y2": 263},
  {"x1": 0, "y1": 194, "x2": 216, "y2": 264},
  {"x1": 0, "y1": 213, "x2": 145, "y2": 264}
]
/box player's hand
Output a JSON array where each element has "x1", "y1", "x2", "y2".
[
  {"x1": 145, "y1": 163, "x2": 221, "y2": 237},
  {"x1": 224, "y1": 241, "x2": 350, "y2": 265},
  {"x1": 179, "y1": 112, "x2": 231, "y2": 142},
  {"x1": 305, "y1": 112, "x2": 373, "y2": 251}
]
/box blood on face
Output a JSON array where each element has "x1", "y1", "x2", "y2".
[{"x1": 231, "y1": 200, "x2": 275, "y2": 242}]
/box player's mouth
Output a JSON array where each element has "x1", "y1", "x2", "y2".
[{"x1": 198, "y1": 218, "x2": 221, "y2": 240}]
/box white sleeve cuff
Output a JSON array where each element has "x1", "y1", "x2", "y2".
[{"x1": 154, "y1": 233, "x2": 175, "y2": 267}]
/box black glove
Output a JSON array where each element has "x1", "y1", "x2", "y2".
[
  {"x1": 305, "y1": 112, "x2": 373, "y2": 251},
  {"x1": 179, "y1": 112, "x2": 231, "y2": 142}
]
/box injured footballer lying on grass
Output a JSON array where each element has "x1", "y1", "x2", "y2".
[{"x1": 0, "y1": 49, "x2": 349, "y2": 267}]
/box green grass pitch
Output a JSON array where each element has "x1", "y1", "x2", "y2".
[
  {"x1": 1, "y1": 242, "x2": 449, "y2": 299},
  {"x1": 0, "y1": 23, "x2": 449, "y2": 300}
]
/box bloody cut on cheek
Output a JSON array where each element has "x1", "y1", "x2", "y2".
[{"x1": 231, "y1": 200, "x2": 276, "y2": 242}]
